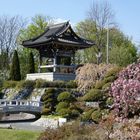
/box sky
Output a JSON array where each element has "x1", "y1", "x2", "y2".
[{"x1": 0, "y1": 0, "x2": 140, "y2": 45}]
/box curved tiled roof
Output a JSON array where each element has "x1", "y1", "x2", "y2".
[{"x1": 22, "y1": 21, "x2": 95, "y2": 49}]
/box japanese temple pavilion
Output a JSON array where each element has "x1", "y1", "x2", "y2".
[{"x1": 22, "y1": 21, "x2": 94, "y2": 81}]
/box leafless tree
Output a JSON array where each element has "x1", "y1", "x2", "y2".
[
  {"x1": 88, "y1": 0, "x2": 116, "y2": 64},
  {"x1": 0, "y1": 15, "x2": 25, "y2": 79}
]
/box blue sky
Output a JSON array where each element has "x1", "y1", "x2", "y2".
[{"x1": 0, "y1": 0, "x2": 140, "y2": 45}]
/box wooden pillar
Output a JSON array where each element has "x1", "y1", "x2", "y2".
[
  {"x1": 38, "y1": 50, "x2": 42, "y2": 73},
  {"x1": 73, "y1": 51, "x2": 76, "y2": 73},
  {"x1": 53, "y1": 55, "x2": 57, "y2": 72},
  {"x1": 73, "y1": 51, "x2": 75, "y2": 65}
]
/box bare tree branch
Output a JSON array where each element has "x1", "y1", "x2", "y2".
[
  {"x1": 0, "y1": 15, "x2": 25, "y2": 79},
  {"x1": 87, "y1": 0, "x2": 116, "y2": 64}
]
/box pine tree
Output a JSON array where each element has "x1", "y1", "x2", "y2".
[
  {"x1": 9, "y1": 50, "x2": 21, "y2": 81},
  {"x1": 28, "y1": 52, "x2": 35, "y2": 73}
]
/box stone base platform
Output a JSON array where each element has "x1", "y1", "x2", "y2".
[{"x1": 26, "y1": 73, "x2": 75, "y2": 81}]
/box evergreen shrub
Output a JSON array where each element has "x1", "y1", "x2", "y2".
[
  {"x1": 56, "y1": 108, "x2": 71, "y2": 117},
  {"x1": 95, "y1": 80, "x2": 106, "y2": 89},
  {"x1": 66, "y1": 80, "x2": 77, "y2": 88},
  {"x1": 28, "y1": 52, "x2": 35, "y2": 73},
  {"x1": 102, "y1": 82, "x2": 112, "y2": 90},
  {"x1": 70, "y1": 109, "x2": 80, "y2": 118},
  {"x1": 106, "y1": 97, "x2": 113, "y2": 106},
  {"x1": 40, "y1": 88, "x2": 56, "y2": 101},
  {"x1": 56, "y1": 102, "x2": 69, "y2": 112},
  {"x1": 104, "y1": 66, "x2": 121, "y2": 78},
  {"x1": 34, "y1": 80, "x2": 77, "y2": 88},
  {"x1": 9, "y1": 50, "x2": 21, "y2": 81},
  {"x1": 81, "y1": 109, "x2": 95, "y2": 121},
  {"x1": 103, "y1": 76, "x2": 116, "y2": 83},
  {"x1": 91, "y1": 109, "x2": 102, "y2": 123},
  {"x1": 42, "y1": 108, "x2": 51, "y2": 115},
  {"x1": 35, "y1": 79, "x2": 46, "y2": 88},
  {"x1": 57, "y1": 91, "x2": 72, "y2": 102},
  {"x1": 3, "y1": 81, "x2": 18, "y2": 88},
  {"x1": 83, "y1": 89, "x2": 103, "y2": 101},
  {"x1": 16, "y1": 80, "x2": 35, "y2": 89},
  {"x1": 41, "y1": 88, "x2": 57, "y2": 112}
]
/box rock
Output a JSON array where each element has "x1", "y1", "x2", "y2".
[{"x1": 0, "y1": 124, "x2": 12, "y2": 129}]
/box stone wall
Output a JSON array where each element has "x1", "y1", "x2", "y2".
[
  {"x1": 1, "y1": 88, "x2": 45, "y2": 101},
  {"x1": 26, "y1": 73, "x2": 75, "y2": 81},
  {"x1": 31, "y1": 117, "x2": 67, "y2": 129}
]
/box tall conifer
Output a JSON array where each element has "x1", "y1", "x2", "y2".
[
  {"x1": 10, "y1": 50, "x2": 21, "y2": 81},
  {"x1": 28, "y1": 52, "x2": 35, "y2": 73}
]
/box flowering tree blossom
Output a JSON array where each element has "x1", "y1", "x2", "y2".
[
  {"x1": 110, "y1": 61, "x2": 140, "y2": 119},
  {"x1": 76, "y1": 63, "x2": 115, "y2": 93}
]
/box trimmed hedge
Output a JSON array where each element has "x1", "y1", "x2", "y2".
[
  {"x1": 34, "y1": 80, "x2": 77, "y2": 88},
  {"x1": 95, "y1": 80, "x2": 106, "y2": 89},
  {"x1": 57, "y1": 92, "x2": 73, "y2": 102},
  {"x1": 16, "y1": 80, "x2": 35, "y2": 89},
  {"x1": 2, "y1": 80, "x2": 77, "y2": 89},
  {"x1": 3, "y1": 81, "x2": 18, "y2": 88},
  {"x1": 56, "y1": 108, "x2": 71, "y2": 117},
  {"x1": 35, "y1": 79, "x2": 46, "y2": 88},
  {"x1": 70, "y1": 109, "x2": 80, "y2": 118},
  {"x1": 104, "y1": 66, "x2": 122, "y2": 78},
  {"x1": 56, "y1": 102, "x2": 69, "y2": 112},
  {"x1": 91, "y1": 109, "x2": 102, "y2": 123},
  {"x1": 102, "y1": 82, "x2": 112, "y2": 90},
  {"x1": 41, "y1": 88, "x2": 57, "y2": 113},
  {"x1": 81, "y1": 109, "x2": 95, "y2": 121},
  {"x1": 42, "y1": 107, "x2": 51, "y2": 115},
  {"x1": 103, "y1": 76, "x2": 116, "y2": 83},
  {"x1": 83, "y1": 89, "x2": 103, "y2": 101},
  {"x1": 106, "y1": 97, "x2": 114, "y2": 106}
]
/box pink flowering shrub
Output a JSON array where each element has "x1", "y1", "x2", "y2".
[{"x1": 110, "y1": 61, "x2": 140, "y2": 119}]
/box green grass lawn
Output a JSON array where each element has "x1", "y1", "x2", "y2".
[{"x1": 0, "y1": 129, "x2": 41, "y2": 140}]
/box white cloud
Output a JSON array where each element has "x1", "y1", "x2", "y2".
[
  {"x1": 53, "y1": 18, "x2": 67, "y2": 24},
  {"x1": 53, "y1": 18, "x2": 76, "y2": 27}
]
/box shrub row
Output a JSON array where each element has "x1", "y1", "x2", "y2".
[{"x1": 2, "y1": 79, "x2": 77, "y2": 89}]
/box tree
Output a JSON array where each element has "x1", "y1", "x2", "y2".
[
  {"x1": 110, "y1": 60, "x2": 140, "y2": 119},
  {"x1": 109, "y1": 45, "x2": 137, "y2": 66},
  {"x1": 76, "y1": 20, "x2": 137, "y2": 66},
  {"x1": 87, "y1": 0, "x2": 115, "y2": 64},
  {"x1": 76, "y1": 63, "x2": 116, "y2": 93},
  {"x1": 18, "y1": 15, "x2": 53, "y2": 43},
  {"x1": 0, "y1": 16, "x2": 24, "y2": 79},
  {"x1": 28, "y1": 52, "x2": 35, "y2": 73},
  {"x1": 75, "y1": 1, "x2": 137, "y2": 65},
  {"x1": 76, "y1": 20, "x2": 99, "y2": 63},
  {"x1": 17, "y1": 15, "x2": 53, "y2": 79},
  {"x1": 9, "y1": 50, "x2": 21, "y2": 81},
  {"x1": 109, "y1": 28, "x2": 137, "y2": 66}
]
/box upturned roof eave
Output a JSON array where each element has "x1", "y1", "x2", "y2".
[
  {"x1": 22, "y1": 21, "x2": 95, "y2": 49},
  {"x1": 22, "y1": 39, "x2": 95, "y2": 49}
]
